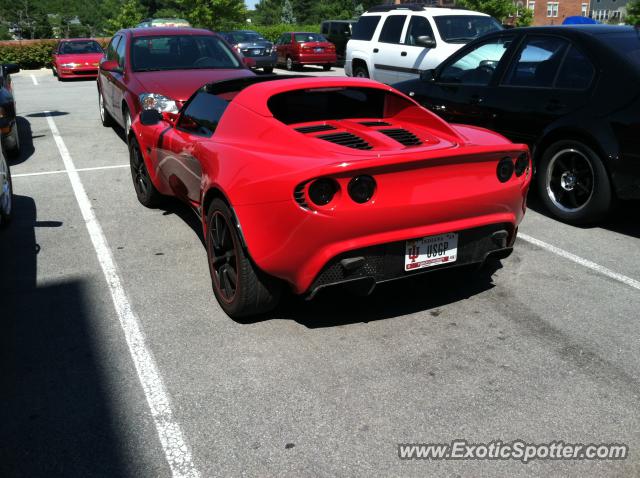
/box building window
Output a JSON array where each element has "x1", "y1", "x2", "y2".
[
  {"x1": 581, "y1": 2, "x2": 588, "y2": 15},
  {"x1": 547, "y1": 1, "x2": 559, "y2": 16},
  {"x1": 528, "y1": 0, "x2": 536, "y2": 12}
]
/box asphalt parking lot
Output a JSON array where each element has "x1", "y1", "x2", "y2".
[{"x1": 1, "y1": 66, "x2": 639, "y2": 477}]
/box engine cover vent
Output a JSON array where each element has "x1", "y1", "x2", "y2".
[
  {"x1": 317, "y1": 132, "x2": 373, "y2": 150},
  {"x1": 359, "y1": 121, "x2": 391, "y2": 127},
  {"x1": 295, "y1": 124, "x2": 337, "y2": 134},
  {"x1": 379, "y1": 128, "x2": 422, "y2": 146}
]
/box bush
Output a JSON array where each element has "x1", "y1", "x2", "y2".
[
  {"x1": 0, "y1": 38, "x2": 110, "y2": 69},
  {"x1": 250, "y1": 24, "x2": 320, "y2": 42}
]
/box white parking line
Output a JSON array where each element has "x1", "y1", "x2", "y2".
[
  {"x1": 44, "y1": 112, "x2": 200, "y2": 478},
  {"x1": 30, "y1": 74, "x2": 38, "y2": 85},
  {"x1": 518, "y1": 232, "x2": 640, "y2": 291},
  {"x1": 13, "y1": 164, "x2": 129, "y2": 178}
]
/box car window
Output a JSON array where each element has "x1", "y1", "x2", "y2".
[
  {"x1": 116, "y1": 35, "x2": 126, "y2": 69},
  {"x1": 131, "y1": 35, "x2": 241, "y2": 71},
  {"x1": 439, "y1": 37, "x2": 510, "y2": 85},
  {"x1": 379, "y1": 15, "x2": 407, "y2": 44},
  {"x1": 433, "y1": 15, "x2": 503, "y2": 43},
  {"x1": 278, "y1": 34, "x2": 290, "y2": 45},
  {"x1": 555, "y1": 46, "x2": 595, "y2": 89},
  {"x1": 105, "y1": 36, "x2": 120, "y2": 62},
  {"x1": 404, "y1": 16, "x2": 435, "y2": 46},
  {"x1": 502, "y1": 36, "x2": 568, "y2": 88},
  {"x1": 294, "y1": 33, "x2": 326, "y2": 42},
  {"x1": 352, "y1": 15, "x2": 381, "y2": 41},
  {"x1": 178, "y1": 92, "x2": 229, "y2": 137}
]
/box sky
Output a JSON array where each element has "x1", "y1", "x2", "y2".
[{"x1": 245, "y1": 0, "x2": 259, "y2": 10}]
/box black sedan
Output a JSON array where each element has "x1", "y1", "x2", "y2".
[
  {"x1": 219, "y1": 30, "x2": 276, "y2": 73},
  {"x1": 0, "y1": 63, "x2": 20, "y2": 159},
  {"x1": 394, "y1": 26, "x2": 640, "y2": 224}
]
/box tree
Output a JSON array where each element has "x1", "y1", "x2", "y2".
[
  {"x1": 106, "y1": 0, "x2": 148, "y2": 34},
  {"x1": 515, "y1": 7, "x2": 533, "y2": 26},
  {"x1": 626, "y1": 0, "x2": 640, "y2": 25},
  {"x1": 292, "y1": 0, "x2": 313, "y2": 24},
  {"x1": 456, "y1": 0, "x2": 516, "y2": 22},
  {"x1": 281, "y1": 0, "x2": 296, "y2": 24},
  {"x1": 177, "y1": 0, "x2": 246, "y2": 30},
  {"x1": 254, "y1": 0, "x2": 283, "y2": 25}
]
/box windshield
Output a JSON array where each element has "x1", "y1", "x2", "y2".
[
  {"x1": 59, "y1": 41, "x2": 103, "y2": 54},
  {"x1": 131, "y1": 35, "x2": 241, "y2": 71},
  {"x1": 600, "y1": 32, "x2": 640, "y2": 71},
  {"x1": 294, "y1": 33, "x2": 327, "y2": 43},
  {"x1": 434, "y1": 15, "x2": 503, "y2": 43},
  {"x1": 228, "y1": 31, "x2": 265, "y2": 43}
]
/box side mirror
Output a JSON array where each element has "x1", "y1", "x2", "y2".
[
  {"x1": 140, "y1": 109, "x2": 163, "y2": 126},
  {"x1": 420, "y1": 69, "x2": 435, "y2": 82},
  {"x1": 100, "y1": 59, "x2": 120, "y2": 72},
  {"x1": 3, "y1": 63, "x2": 20, "y2": 75},
  {"x1": 243, "y1": 57, "x2": 256, "y2": 68},
  {"x1": 415, "y1": 35, "x2": 437, "y2": 49},
  {"x1": 161, "y1": 111, "x2": 178, "y2": 124}
]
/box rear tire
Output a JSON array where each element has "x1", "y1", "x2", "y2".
[
  {"x1": 98, "y1": 90, "x2": 114, "y2": 127},
  {"x1": 536, "y1": 140, "x2": 612, "y2": 225},
  {"x1": 0, "y1": 153, "x2": 13, "y2": 228},
  {"x1": 263, "y1": 66, "x2": 273, "y2": 74},
  {"x1": 286, "y1": 56, "x2": 294, "y2": 71},
  {"x1": 322, "y1": 64, "x2": 331, "y2": 71},
  {"x1": 129, "y1": 137, "x2": 163, "y2": 208},
  {"x1": 206, "y1": 198, "x2": 281, "y2": 318}
]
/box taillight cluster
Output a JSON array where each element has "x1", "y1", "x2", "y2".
[
  {"x1": 497, "y1": 153, "x2": 530, "y2": 183},
  {"x1": 302, "y1": 175, "x2": 377, "y2": 208}
]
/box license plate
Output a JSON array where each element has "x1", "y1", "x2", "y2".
[
  {"x1": 314, "y1": 47, "x2": 324, "y2": 53},
  {"x1": 405, "y1": 233, "x2": 458, "y2": 271},
  {"x1": 252, "y1": 49, "x2": 261, "y2": 55}
]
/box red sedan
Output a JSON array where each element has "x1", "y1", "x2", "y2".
[
  {"x1": 97, "y1": 27, "x2": 255, "y2": 137},
  {"x1": 129, "y1": 76, "x2": 531, "y2": 318},
  {"x1": 274, "y1": 32, "x2": 336, "y2": 71},
  {"x1": 52, "y1": 39, "x2": 104, "y2": 80}
]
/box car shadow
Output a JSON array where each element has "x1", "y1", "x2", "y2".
[
  {"x1": 275, "y1": 65, "x2": 332, "y2": 73},
  {"x1": 235, "y1": 262, "x2": 501, "y2": 329},
  {"x1": 0, "y1": 195, "x2": 130, "y2": 476},
  {"x1": 25, "y1": 111, "x2": 69, "y2": 118},
  {"x1": 8, "y1": 117, "x2": 35, "y2": 166},
  {"x1": 160, "y1": 199, "x2": 205, "y2": 247},
  {"x1": 527, "y1": 189, "x2": 640, "y2": 240}
]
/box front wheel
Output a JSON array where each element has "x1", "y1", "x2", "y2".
[
  {"x1": 536, "y1": 140, "x2": 612, "y2": 224},
  {"x1": 3, "y1": 120, "x2": 20, "y2": 158},
  {"x1": 129, "y1": 137, "x2": 163, "y2": 208},
  {"x1": 206, "y1": 198, "x2": 281, "y2": 318},
  {"x1": 263, "y1": 66, "x2": 273, "y2": 74},
  {"x1": 98, "y1": 90, "x2": 114, "y2": 127},
  {"x1": 0, "y1": 153, "x2": 13, "y2": 227}
]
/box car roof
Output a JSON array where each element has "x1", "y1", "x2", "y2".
[
  {"x1": 487, "y1": 24, "x2": 636, "y2": 37},
  {"x1": 364, "y1": 7, "x2": 490, "y2": 17},
  {"x1": 123, "y1": 27, "x2": 214, "y2": 38}
]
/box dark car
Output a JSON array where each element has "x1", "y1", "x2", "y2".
[
  {"x1": 320, "y1": 20, "x2": 356, "y2": 64},
  {"x1": 0, "y1": 63, "x2": 20, "y2": 159},
  {"x1": 219, "y1": 30, "x2": 276, "y2": 73},
  {"x1": 394, "y1": 25, "x2": 640, "y2": 224}
]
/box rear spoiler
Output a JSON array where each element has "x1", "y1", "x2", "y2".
[{"x1": 203, "y1": 74, "x2": 308, "y2": 95}]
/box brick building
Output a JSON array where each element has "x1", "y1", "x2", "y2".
[{"x1": 519, "y1": 0, "x2": 590, "y2": 25}]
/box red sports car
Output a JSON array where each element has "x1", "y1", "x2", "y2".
[
  {"x1": 128, "y1": 76, "x2": 531, "y2": 317},
  {"x1": 97, "y1": 27, "x2": 255, "y2": 137},
  {"x1": 52, "y1": 39, "x2": 104, "y2": 80}
]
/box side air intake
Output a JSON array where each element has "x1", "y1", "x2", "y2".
[{"x1": 317, "y1": 132, "x2": 373, "y2": 150}]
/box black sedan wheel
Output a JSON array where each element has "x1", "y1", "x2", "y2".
[
  {"x1": 537, "y1": 140, "x2": 612, "y2": 224},
  {"x1": 206, "y1": 198, "x2": 281, "y2": 318},
  {"x1": 129, "y1": 138, "x2": 162, "y2": 208},
  {"x1": 0, "y1": 153, "x2": 13, "y2": 227}
]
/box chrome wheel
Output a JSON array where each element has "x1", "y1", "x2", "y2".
[
  {"x1": 99, "y1": 93, "x2": 105, "y2": 122},
  {"x1": 545, "y1": 148, "x2": 594, "y2": 213},
  {"x1": 0, "y1": 155, "x2": 12, "y2": 219},
  {"x1": 124, "y1": 110, "x2": 132, "y2": 135},
  {"x1": 208, "y1": 211, "x2": 238, "y2": 303},
  {"x1": 286, "y1": 57, "x2": 293, "y2": 71}
]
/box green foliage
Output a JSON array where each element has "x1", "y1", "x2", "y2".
[
  {"x1": 456, "y1": 0, "x2": 516, "y2": 21},
  {"x1": 626, "y1": 0, "x2": 640, "y2": 25},
  {"x1": 250, "y1": 23, "x2": 320, "y2": 41},
  {"x1": 177, "y1": 0, "x2": 246, "y2": 30},
  {"x1": 281, "y1": 0, "x2": 297, "y2": 24},
  {"x1": 254, "y1": 0, "x2": 283, "y2": 25},
  {"x1": 106, "y1": 0, "x2": 148, "y2": 34},
  {"x1": 0, "y1": 37, "x2": 110, "y2": 68},
  {"x1": 515, "y1": 8, "x2": 533, "y2": 26},
  {"x1": 0, "y1": 24, "x2": 11, "y2": 41}
]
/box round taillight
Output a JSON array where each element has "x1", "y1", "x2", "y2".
[
  {"x1": 308, "y1": 178, "x2": 337, "y2": 206},
  {"x1": 348, "y1": 175, "x2": 376, "y2": 203},
  {"x1": 514, "y1": 153, "x2": 529, "y2": 177},
  {"x1": 497, "y1": 158, "x2": 514, "y2": 183}
]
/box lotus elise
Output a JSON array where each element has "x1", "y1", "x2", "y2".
[{"x1": 128, "y1": 76, "x2": 531, "y2": 317}]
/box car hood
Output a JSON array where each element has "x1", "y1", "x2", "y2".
[
  {"x1": 133, "y1": 69, "x2": 255, "y2": 102},
  {"x1": 56, "y1": 53, "x2": 104, "y2": 64}
]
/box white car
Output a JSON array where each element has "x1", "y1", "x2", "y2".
[{"x1": 345, "y1": 4, "x2": 503, "y2": 84}]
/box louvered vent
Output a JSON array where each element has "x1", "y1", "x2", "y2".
[
  {"x1": 295, "y1": 124, "x2": 337, "y2": 134},
  {"x1": 317, "y1": 132, "x2": 372, "y2": 150},
  {"x1": 379, "y1": 128, "x2": 422, "y2": 146},
  {"x1": 359, "y1": 121, "x2": 391, "y2": 127},
  {"x1": 293, "y1": 183, "x2": 309, "y2": 209}
]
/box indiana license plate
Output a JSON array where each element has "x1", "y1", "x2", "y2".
[
  {"x1": 405, "y1": 233, "x2": 458, "y2": 271},
  {"x1": 314, "y1": 47, "x2": 324, "y2": 52}
]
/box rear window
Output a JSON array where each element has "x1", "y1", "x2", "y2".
[
  {"x1": 352, "y1": 15, "x2": 381, "y2": 41},
  {"x1": 267, "y1": 87, "x2": 413, "y2": 124},
  {"x1": 294, "y1": 33, "x2": 326, "y2": 43},
  {"x1": 131, "y1": 35, "x2": 241, "y2": 71},
  {"x1": 434, "y1": 15, "x2": 503, "y2": 43}
]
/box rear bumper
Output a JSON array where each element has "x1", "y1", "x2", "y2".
[
  {"x1": 250, "y1": 56, "x2": 277, "y2": 68},
  {"x1": 307, "y1": 223, "x2": 515, "y2": 298},
  {"x1": 296, "y1": 53, "x2": 337, "y2": 65}
]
